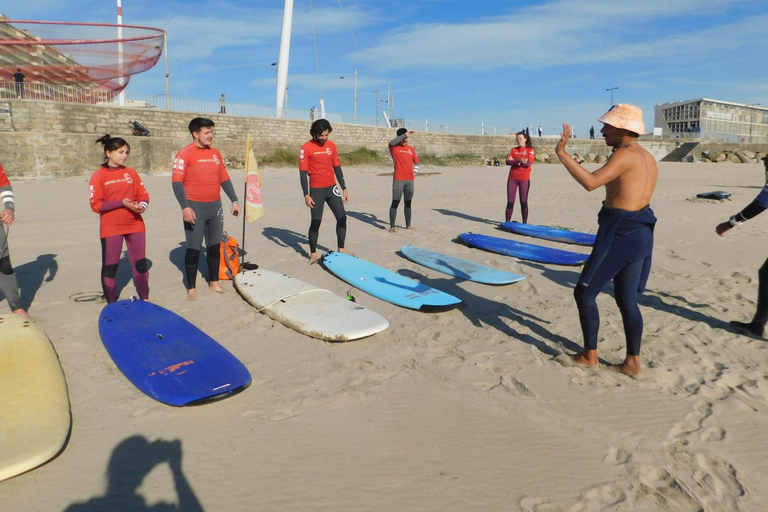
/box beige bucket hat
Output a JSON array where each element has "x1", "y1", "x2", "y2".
[{"x1": 598, "y1": 103, "x2": 645, "y2": 135}]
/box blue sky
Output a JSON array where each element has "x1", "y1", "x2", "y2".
[{"x1": 5, "y1": 0, "x2": 768, "y2": 136}]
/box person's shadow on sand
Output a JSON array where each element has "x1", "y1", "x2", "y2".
[
  {"x1": 62, "y1": 436, "x2": 205, "y2": 512},
  {"x1": 261, "y1": 226, "x2": 331, "y2": 258},
  {"x1": 169, "y1": 243, "x2": 210, "y2": 288},
  {"x1": 346, "y1": 210, "x2": 389, "y2": 231},
  {"x1": 433, "y1": 208, "x2": 497, "y2": 226},
  {"x1": 5, "y1": 253, "x2": 58, "y2": 310},
  {"x1": 395, "y1": 263, "x2": 583, "y2": 357}
]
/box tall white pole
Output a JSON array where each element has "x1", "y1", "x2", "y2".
[
  {"x1": 275, "y1": 0, "x2": 294, "y2": 118},
  {"x1": 117, "y1": 0, "x2": 125, "y2": 106},
  {"x1": 386, "y1": 84, "x2": 391, "y2": 125},
  {"x1": 163, "y1": 32, "x2": 170, "y2": 110},
  {"x1": 353, "y1": 68, "x2": 357, "y2": 124}
]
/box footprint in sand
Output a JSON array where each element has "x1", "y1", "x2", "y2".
[
  {"x1": 570, "y1": 483, "x2": 627, "y2": 511},
  {"x1": 242, "y1": 408, "x2": 303, "y2": 422},
  {"x1": 667, "y1": 400, "x2": 713, "y2": 440},
  {"x1": 693, "y1": 452, "x2": 745, "y2": 511},
  {"x1": 604, "y1": 446, "x2": 632, "y2": 465},
  {"x1": 701, "y1": 426, "x2": 726, "y2": 442},
  {"x1": 519, "y1": 496, "x2": 564, "y2": 512},
  {"x1": 491, "y1": 374, "x2": 536, "y2": 398},
  {"x1": 638, "y1": 465, "x2": 702, "y2": 511}
]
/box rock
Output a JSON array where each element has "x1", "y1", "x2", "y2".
[
  {"x1": 684, "y1": 155, "x2": 696, "y2": 162},
  {"x1": 588, "y1": 153, "x2": 597, "y2": 162},
  {"x1": 713, "y1": 152, "x2": 726, "y2": 162},
  {"x1": 736, "y1": 151, "x2": 754, "y2": 163},
  {"x1": 536, "y1": 152, "x2": 550, "y2": 162},
  {"x1": 701, "y1": 150, "x2": 710, "y2": 158},
  {"x1": 728, "y1": 153, "x2": 742, "y2": 163},
  {"x1": 742, "y1": 150, "x2": 756, "y2": 159},
  {"x1": 596, "y1": 155, "x2": 608, "y2": 163}
]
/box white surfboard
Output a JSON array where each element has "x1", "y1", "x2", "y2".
[
  {"x1": 234, "y1": 269, "x2": 389, "y2": 342},
  {"x1": 0, "y1": 315, "x2": 71, "y2": 481}
]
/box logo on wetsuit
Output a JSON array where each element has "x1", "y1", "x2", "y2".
[{"x1": 333, "y1": 186, "x2": 341, "y2": 197}]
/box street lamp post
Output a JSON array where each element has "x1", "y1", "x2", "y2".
[
  {"x1": 340, "y1": 68, "x2": 358, "y2": 124},
  {"x1": 606, "y1": 87, "x2": 618, "y2": 107}
]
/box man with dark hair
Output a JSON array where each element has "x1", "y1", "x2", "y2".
[
  {"x1": 172, "y1": 117, "x2": 240, "y2": 299},
  {"x1": 300, "y1": 119, "x2": 349, "y2": 264},
  {"x1": 555, "y1": 104, "x2": 658, "y2": 375},
  {"x1": 12, "y1": 69, "x2": 24, "y2": 99},
  {"x1": 387, "y1": 128, "x2": 419, "y2": 232},
  {"x1": 0, "y1": 162, "x2": 26, "y2": 316}
]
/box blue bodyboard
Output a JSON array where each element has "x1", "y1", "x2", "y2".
[
  {"x1": 98, "y1": 299, "x2": 251, "y2": 406},
  {"x1": 459, "y1": 233, "x2": 589, "y2": 266},
  {"x1": 401, "y1": 245, "x2": 525, "y2": 285},
  {"x1": 321, "y1": 251, "x2": 462, "y2": 310},
  {"x1": 500, "y1": 221, "x2": 596, "y2": 246}
]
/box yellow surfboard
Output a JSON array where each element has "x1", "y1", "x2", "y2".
[{"x1": 0, "y1": 315, "x2": 71, "y2": 481}]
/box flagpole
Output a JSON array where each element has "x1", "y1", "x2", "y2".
[{"x1": 241, "y1": 134, "x2": 250, "y2": 270}]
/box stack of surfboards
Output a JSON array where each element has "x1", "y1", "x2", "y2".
[{"x1": 459, "y1": 222, "x2": 594, "y2": 266}]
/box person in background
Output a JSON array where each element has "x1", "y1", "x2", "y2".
[
  {"x1": 89, "y1": 135, "x2": 150, "y2": 303},
  {"x1": 504, "y1": 131, "x2": 535, "y2": 223},
  {"x1": 387, "y1": 128, "x2": 419, "y2": 232}
]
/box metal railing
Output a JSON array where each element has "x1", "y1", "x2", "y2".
[{"x1": 0, "y1": 81, "x2": 504, "y2": 136}]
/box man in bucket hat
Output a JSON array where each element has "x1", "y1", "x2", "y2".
[{"x1": 554, "y1": 104, "x2": 658, "y2": 375}]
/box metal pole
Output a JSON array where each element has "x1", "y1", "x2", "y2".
[
  {"x1": 163, "y1": 32, "x2": 170, "y2": 110},
  {"x1": 606, "y1": 87, "x2": 618, "y2": 107},
  {"x1": 386, "y1": 84, "x2": 391, "y2": 123},
  {"x1": 374, "y1": 90, "x2": 379, "y2": 126},
  {"x1": 275, "y1": 0, "x2": 294, "y2": 118},
  {"x1": 117, "y1": 0, "x2": 125, "y2": 106},
  {"x1": 353, "y1": 68, "x2": 357, "y2": 124}
]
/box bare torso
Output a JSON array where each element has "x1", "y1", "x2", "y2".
[{"x1": 603, "y1": 143, "x2": 657, "y2": 211}]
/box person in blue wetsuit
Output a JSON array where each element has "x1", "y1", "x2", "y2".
[
  {"x1": 716, "y1": 183, "x2": 768, "y2": 337},
  {"x1": 555, "y1": 104, "x2": 658, "y2": 376}
]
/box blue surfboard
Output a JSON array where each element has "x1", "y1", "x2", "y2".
[
  {"x1": 321, "y1": 251, "x2": 462, "y2": 310},
  {"x1": 98, "y1": 299, "x2": 251, "y2": 406},
  {"x1": 500, "y1": 221, "x2": 596, "y2": 246},
  {"x1": 459, "y1": 233, "x2": 589, "y2": 266},
  {"x1": 401, "y1": 245, "x2": 525, "y2": 285}
]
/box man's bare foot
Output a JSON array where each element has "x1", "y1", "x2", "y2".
[
  {"x1": 308, "y1": 252, "x2": 319, "y2": 265},
  {"x1": 187, "y1": 289, "x2": 197, "y2": 300},
  {"x1": 407, "y1": 226, "x2": 416, "y2": 230},
  {"x1": 389, "y1": 227, "x2": 397, "y2": 233},
  {"x1": 338, "y1": 248, "x2": 352, "y2": 255},
  {"x1": 209, "y1": 282, "x2": 225, "y2": 294},
  {"x1": 615, "y1": 355, "x2": 641, "y2": 376},
  {"x1": 12, "y1": 308, "x2": 30, "y2": 318},
  {"x1": 571, "y1": 349, "x2": 599, "y2": 367}
]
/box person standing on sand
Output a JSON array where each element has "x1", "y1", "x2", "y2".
[
  {"x1": 0, "y1": 162, "x2": 27, "y2": 317},
  {"x1": 388, "y1": 127, "x2": 419, "y2": 232},
  {"x1": 504, "y1": 131, "x2": 535, "y2": 223},
  {"x1": 172, "y1": 117, "x2": 240, "y2": 300},
  {"x1": 299, "y1": 119, "x2": 350, "y2": 264},
  {"x1": 555, "y1": 104, "x2": 658, "y2": 375},
  {"x1": 89, "y1": 135, "x2": 150, "y2": 304},
  {"x1": 715, "y1": 180, "x2": 768, "y2": 337}
]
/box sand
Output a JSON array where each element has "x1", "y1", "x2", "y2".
[{"x1": 2, "y1": 160, "x2": 768, "y2": 511}]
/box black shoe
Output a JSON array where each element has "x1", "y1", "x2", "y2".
[{"x1": 729, "y1": 320, "x2": 765, "y2": 337}]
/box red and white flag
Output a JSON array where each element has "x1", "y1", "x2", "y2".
[{"x1": 244, "y1": 134, "x2": 264, "y2": 223}]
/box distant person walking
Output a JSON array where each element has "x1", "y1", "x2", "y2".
[
  {"x1": 388, "y1": 128, "x2": 419, "y2": 232},
  {"x1": 716, "y1": 178, "x2": 768, "y2": 337},
  {"x1": 300, "y1": 119, "x2": 349, "y2": 264},
  {"x1": 0, "y1": 162, "x2": 27, "y2": 316},
  {"x1": 589, "y1": 126, "x2": 595, "y2": 139},
  {"x1": 219, "y1": 94, "x2": 227, "y2": 114},
  {"x1": 675, "y1": 135, "x2": 681, "y2": 148},
  {"x1": 504, "y1": 131, "x2": 535, "y2": 223},
  {"x1": 310, "y1": 106, "x2": 318, "y2": 122},
  {"x1": 555, "y1": 104, "x2": 658, "y2": 376},
  {"x1": 172, "y1": 118, "x2": 240, "y2": 299},
  {"x1": 89, "y1": 135, "x2": 150, "y2": 304},
  {"x1": 12, "y1": 69, "x2": 24, "y2": 99},
  {"x1": 537, "y1": 125, "x2": 543, "y2": 137}
]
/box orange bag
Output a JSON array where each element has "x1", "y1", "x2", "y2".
[{"x1": 219, "y1": 232, "x2": 240, "y2": 280}]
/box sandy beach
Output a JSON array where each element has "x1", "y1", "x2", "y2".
[{"x1": 3, "y1": 159, "x2": 768, "y2": 511}]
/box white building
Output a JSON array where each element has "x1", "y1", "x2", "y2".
[{"x1": 654, "y1": 98, "x2": 768, "y2": 143}]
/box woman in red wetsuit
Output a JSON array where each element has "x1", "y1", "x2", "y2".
[
  {"x1": 89, "y1": 135, "x2": 150, "y2": 303},
  {"x1": 505, "y1": 131, "x2": 536, "y2": 223}
]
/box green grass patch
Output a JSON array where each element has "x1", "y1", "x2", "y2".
[
  {"x1": 419, "y1": 153, "x2": 485, "y2": 166},
  {"x1": 261, "y1": 148, "x2": 298, "y2": 166},
  {"x1": 338, "y1": 147, "x2": 387, "y2": 166}
]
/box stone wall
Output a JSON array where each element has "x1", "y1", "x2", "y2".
[{"x1": 0, "y1": 99, "x2": 669, "y2": 179}]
